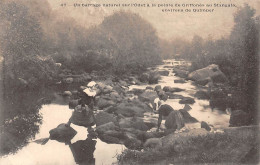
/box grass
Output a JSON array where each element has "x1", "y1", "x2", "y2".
[{"x1": 117, "y1": 126, "x2": 259, "y2": 164}]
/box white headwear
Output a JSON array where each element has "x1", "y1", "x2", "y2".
[
  {"x1": 83, "y1": 88, "x2": 97, "y2": 97},
  {"x1": 87, "y1": 81, "x2": 97, "y2": 87}
]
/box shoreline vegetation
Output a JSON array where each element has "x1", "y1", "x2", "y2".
[{"x1": 0, "y1": 0, "x2": 259, "y2": 164}]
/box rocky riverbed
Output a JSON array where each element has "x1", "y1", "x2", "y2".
[{"x1": 1, "y1": 59, "x2": 256, "y2": 165}]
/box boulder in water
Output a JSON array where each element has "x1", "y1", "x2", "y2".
[
  {"x1": 174, "y1": 79, "x2": 186, "y2": 84},
  {"x1": 95, "y1": 112, "x2": 117, "y2": 127},
  {"x1": 49, "y1": 123, "x2": 77, "y2": 142},
  {"x1": 188, "y1": 64, "x2": 227, "y2": 83},
  {"x1": 167, "y1": 93, "x2": 184, "y2": 99},
  {"x1": 179, "y1": 97, "x2": 195, "y2": 104},
  {"x1": 173, "y1": 69, "x2": 189, "y2": 78},
  {"x1": 96, "y1": 122, "x2": 119, "y2": 134},
  {"x1": 201, "y1": 121, "x2": 211, "y2": 131},
  {"x1": 163, "y1": 86, "x2": 184, "y2": 93},
  {"x1": 157, "y1": 70, "x2": 169, "y2": 76}
]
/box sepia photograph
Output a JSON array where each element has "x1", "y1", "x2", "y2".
[{"x1": 0, "y1": 0, "x2": 259, "y2": 164}]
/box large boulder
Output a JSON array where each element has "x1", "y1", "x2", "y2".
[
  {"x1": 139, "y1": 90, "x2": 158, "y2": 102},
  {"x1": 229, "y1": 110, "x2": 250, "y2": 127},
  {"x1": 96, "y1": 98, "x2": 116, "y2": 109},
  {"x1": 143, "y1": 138, "x2": 163, "y2": 149},
  {"x1": 99, "y1": 130, "x2": 125, "y2": 144},
  {"x1": 124, "y1": 132, "x2": 142, "y2": 150},
  {"x1": 96, "y1": 122, "x2": 119, "y2": 134},
  {"x1": 173, "y1": 69, "x2": 189, "y2": 78},
  {"x1": 115, "y1": 103, "x2": 147, "y2": 117},
  {"x1": 188, "y1": 64, "x2": 227, "y2": 83},
  {"x1": 49, "y1": 124, "x2": 77, "y2": 142},
  {"x1": 95, "y1": 112, "x2": 117, "y2": 127},
  {"x1": 179, "y1": 97, "x2": 195, "y2": 104},
  {"x1": 148, "y1": 72, "x2": 161, "y2": 84}
]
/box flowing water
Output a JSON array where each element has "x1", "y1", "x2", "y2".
[{"x1": 0, "y1": 59, "x2": 230, "y2": 165}]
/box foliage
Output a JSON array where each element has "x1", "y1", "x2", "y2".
[{"x1": 0, "y1": 1, "x2": 57, "y2": 94}]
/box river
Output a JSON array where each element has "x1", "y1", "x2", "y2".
[{"x1": 0, "y1": 59, "x2": 230, "y2": 165}]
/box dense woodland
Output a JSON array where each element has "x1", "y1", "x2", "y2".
[{"x1": 0, "y1": 1, "x2": 259, "y2": 124}]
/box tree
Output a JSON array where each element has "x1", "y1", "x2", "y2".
[{"x1": 229, "y1": 4, "x2": 259, "y2": 123}]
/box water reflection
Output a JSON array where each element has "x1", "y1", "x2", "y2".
[
  {"x1": 69, "y1": 136, "x2": 97, "y2": 165},
  {"x1": 0, "y1": 87, "x2": 55, "y2": 156}
]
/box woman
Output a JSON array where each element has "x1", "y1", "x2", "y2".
[{"x1": 66, "y1": 81, "x2": 97, "y2": 132}]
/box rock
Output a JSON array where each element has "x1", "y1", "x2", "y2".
[
  {"x1": 163, "y1": 86, "x2": 184, "y2": 93},
  {"x1": 115, "y1": 103, "x2": 146, "y2": 117},
  {"x1": 174, "y1": 79, "x2": 186, "y2": 84},
  {"x1": 63, "y1": 91, "x2": 72, "y2": 96},
  {"x1": 96, "y1": 122, "x2": 119, "y2": 134},
  {"x1": 69, "y1": 99, "x2": 79, "y2": 109},
  {"x1": 132, "y1": 121, "x2": 149, "y2": 131},
  {"x1": 195, "y1": 91, "x2": 210, "y2": 100},
  {"x1": 124, "y1": 134, "x2": 142, "y2": 150},
  {"x1": 167, "y1": 93, "x2": 184, "y2": 99},
  {"x1": 179, "y1": 109, "x2": 198, "y2": 123},
  {"x1": 196, "y1": 78, "x2": 210, "y2": 86},
  {"x1": 95, "y1": 112, "x2": 117, "y2": 127},
  {"x1": 188, "y1": 64, "x2": 227, "y2": 83},
  {"x1": 99, "y1": 134, "x2": 122, "y2": 144},
  {"x1": 154, "y1": 85, "x2": 162, "y2": 92},
  {"x1": 142, "y1": 132, "x2": 165, "y2": 141},
  {"x1": 179, "y1": 97, "x2": 195, "y2": 104},
  {"x1": 63, "y1": 77, "x2": 73, "y2": 84},
  {"x1": 99, "y1": 130, "x2": 125, "y2": 144},
  {"x1": 146, "y1": 86, "x2": 154, "y2": 90},
  {"x1": 139, "y1": 90, "x2": 158, "y2": 102},
  {"x1": 229, "y1": 110, "x2": 250, "y2": 127},
  {"x1": 131, "y1": 88, "x2": 145, "y2": 95},
  {"x1": 157, "y1": 70, "x2": 169, "y2": 76},
  {"x1": 201, "y1": 121, "x2": 211, "y2": 131},
  {"x1": 148, "y1": 72, "x2": 160, "y2": 84},
  {"x1": 119, "y1": 118, "x2": 135, "y2": 128},
  {"x1": 97, "y1": 98, "x2": 116, "y2": 109},
  {"x1": 173, "y1": 69, "x2": 189, "y2": 78},
  {"x1": 49, "y1": 123, "x2": 77, "y2": 142},
  {"x1": 144, "y1": 138, "x2": 162, "y2": 149}
]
